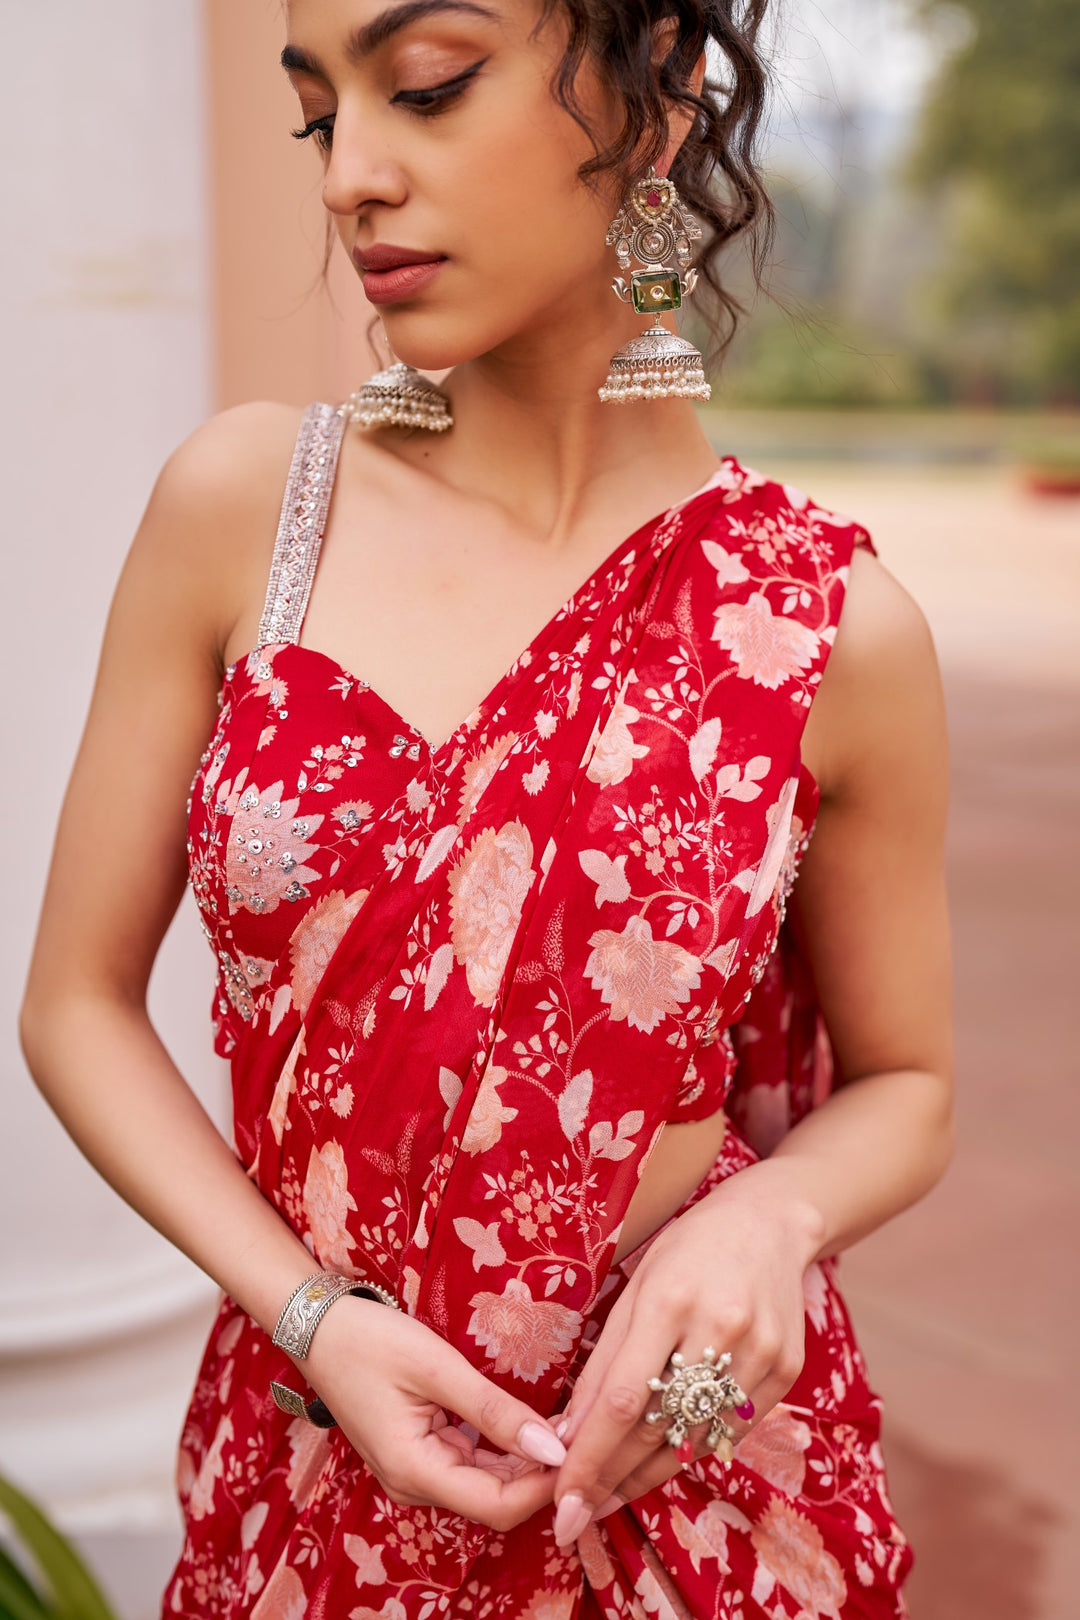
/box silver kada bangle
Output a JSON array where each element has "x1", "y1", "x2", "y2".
[{"x1": 269, "y1": 1269, "x2": 401, "y2": 1427}]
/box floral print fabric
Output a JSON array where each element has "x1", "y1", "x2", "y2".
[{"x1": 165, "y1": 405, "x2": 912, "y2": 1617}]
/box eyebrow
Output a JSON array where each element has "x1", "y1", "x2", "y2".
[{"x1": 281, "y1": 1, "x2": 501, "y2": 78}]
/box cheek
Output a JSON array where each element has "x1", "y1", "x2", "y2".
[{"x1": 451, "y1": 124, "x2": 612, "y2": 284}]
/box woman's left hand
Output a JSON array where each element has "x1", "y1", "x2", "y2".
[{"x1": 548, "y1": 1171, "x2": 822, "y2": 1545}]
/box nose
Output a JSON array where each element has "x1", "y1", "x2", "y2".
[{"x1": 320, "y1": 107, "x2": 408, "y2": 219}]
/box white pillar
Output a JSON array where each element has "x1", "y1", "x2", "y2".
[{"x1": 0, "y1": 0, "x2": 225, "y2": 1595}]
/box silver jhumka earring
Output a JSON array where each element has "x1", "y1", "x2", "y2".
[
  {"x1": 599, "y1": 165, "x2": 711, "y2": 404},
  {"x1": 342, "y1": 327, "x2": 453, "y2": 432}
]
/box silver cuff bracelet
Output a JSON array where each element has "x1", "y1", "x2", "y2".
[
  {"x1": 271, "y1": 1270, "x2": 402, "y2": 1361},
  {"x1": 269, "y1": 1269, "x2": 402, "y2": 1428}
]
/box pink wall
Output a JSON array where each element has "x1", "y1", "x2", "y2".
[{"x1": 203, "y1": 0, "x2": 376, "y2": 408}]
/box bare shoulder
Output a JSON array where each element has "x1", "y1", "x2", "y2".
[
  {"x1": 802, "y1": 543, "x2": 947, "y2": 806},
  {"x1": 20, "y1": 401, "x2": 308, "y2": 1008},
  {"x1": 139, "y1": 399, "x2": 305, "y2": 667}
]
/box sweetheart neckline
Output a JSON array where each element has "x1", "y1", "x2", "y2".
[{"x1": 220, "y1": 459, "x2": 742, "y2": 763}]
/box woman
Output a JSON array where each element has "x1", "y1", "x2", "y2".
[{"x1": 19, "y1": 1, "x2": 953, "y2": 1615}]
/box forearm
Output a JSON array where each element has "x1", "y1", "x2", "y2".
[
  {"x1": 19, "y1": 991, "x2": 319, "y2": 1338},
  {"x1": 707, "y1": 1066, "x2": 955, "y2": 1264}
]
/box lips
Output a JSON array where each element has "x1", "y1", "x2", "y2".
[
  {"x1": 355, "y1": 242, "x2": 447, "y2": 273},
  {"x1": 356, "y1": 244, "x2": 448, "y2": 306}
]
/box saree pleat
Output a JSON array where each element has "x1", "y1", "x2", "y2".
[{"x1": 168, "y1": 405, "x2": 912, "y2": 1617}]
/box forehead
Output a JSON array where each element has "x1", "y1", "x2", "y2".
[{"x1": 282, "y1": 0, "x2": 521, "y2": 69}]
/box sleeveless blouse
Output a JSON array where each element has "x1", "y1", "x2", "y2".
[{"x1": 166, "y1": 403, "x2": 913, "y2": 1619}]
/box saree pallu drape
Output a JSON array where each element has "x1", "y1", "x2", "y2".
[{"x1": 169, "y1": 417, "x2": 912, "y2": 1619}]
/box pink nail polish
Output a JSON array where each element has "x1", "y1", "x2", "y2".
[
  {"x1": 554, "y1": 1491, "x2": 592, "y2": 1545},
  {"x1": 593, "y1": 1492, "x2": 623, "y2": 1519},
  {"x1": 518, "y1": 1421, "x2": 567, "y2": 1466},
  {"x1": 554, "y1": 1417, "x2": 570, "y2": 1441}
]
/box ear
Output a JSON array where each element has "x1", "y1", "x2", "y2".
[{"x1": 650, "y1": 20, "x2": 708, "y2": 175}]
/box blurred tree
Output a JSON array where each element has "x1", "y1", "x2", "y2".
[{"x1": 904, "y1": 0, "x2": 1080, "y2": 403}]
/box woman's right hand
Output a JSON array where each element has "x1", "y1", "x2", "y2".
[{"x1": 300, "y1": 1295, "x2": 568, "y2": 1530}]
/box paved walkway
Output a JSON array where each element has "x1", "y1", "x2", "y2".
[{"x1": 771, "y1": 465, "x2": 1079, "y2": 1620}]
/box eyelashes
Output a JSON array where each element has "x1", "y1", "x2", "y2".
[{"x1": 291, "y1": 58, "x2": 489, "y2": 151}]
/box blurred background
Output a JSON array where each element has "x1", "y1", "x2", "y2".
[{"x1": 2, "y1": 1, "x2": 1076, "y2": 1616}]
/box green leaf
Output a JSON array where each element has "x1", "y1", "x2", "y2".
[
  {"x1": 0, "y1": 1541, "x2": 54, "y2": 1620},
  {"x1": 0, "y1": 1476, "x2": 116, "y2": 1620}
]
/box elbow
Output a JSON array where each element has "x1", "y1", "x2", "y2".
[
  {"x1": 18, "y1": 988, "x2": 54, "y2": 1087},
  {"x1": 922, "y1": 1072, "x2": 957, "y2": 1196}
]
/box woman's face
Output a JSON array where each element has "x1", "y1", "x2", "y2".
[{"x1": 282, "y1": 0, "x2": 661, "y2": 373}]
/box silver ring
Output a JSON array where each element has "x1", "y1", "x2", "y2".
[{"x1": 644, "y1": 1346, "x2": 748, "y2": 1464}]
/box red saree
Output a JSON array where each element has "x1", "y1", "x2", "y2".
[{"x1": 168, "y1": 403, "x2": 912, "y2": 1617}]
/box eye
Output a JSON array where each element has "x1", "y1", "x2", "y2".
[
  {"x1": 291, "y1": 114, "x2": 335, "y2": 152},
  {"x1": 290, "y1": 57, "x2": 488, "y2": 149},
  {"x1": 392, "y1": 57, "x2": 489, "y2": 115}
]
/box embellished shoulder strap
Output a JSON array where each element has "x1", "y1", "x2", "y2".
[{"x1": 257, "y1": 401, "x2": 348, "y2": 647}]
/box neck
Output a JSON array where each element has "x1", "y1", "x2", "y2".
[{"x1": 398, "y1": 295, "x2": 722, "y2": 548}]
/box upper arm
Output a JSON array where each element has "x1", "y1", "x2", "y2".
[
  {"x1": 20, "y1": 401, "x2": 302, "y2": 1019},
  {"x1": 793, "y1": 545, "x2": 953, "y2": 1086}
]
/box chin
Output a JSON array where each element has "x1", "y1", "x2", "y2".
[{"x1": 376, "y1": 296, "x2": 555, "y2": 376}]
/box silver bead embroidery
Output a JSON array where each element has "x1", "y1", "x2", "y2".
[{"x1": 256, "y1": 403, "x2": 348, "y2": 649}]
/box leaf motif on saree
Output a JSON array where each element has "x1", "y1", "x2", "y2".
[
  {"x1": 585, "y1": 697, "x2": 650, "y2": 788},
  {"x1": 578, "y1": 848, "x2": 632, "y2": 907},
  {"x1": 557, "y1": 1068, "x2": 593, "y2": 1140},
  {"x1": 452, "y1": 1217, "x2": 507, "y2": 1271},
  {"x1": 460, "y1": 1064, "x2": 519, "y2": 1154}
]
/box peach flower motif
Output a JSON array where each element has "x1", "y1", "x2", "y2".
[
  {"x1": 285, "y1": 1418, "x2": 332, "y2": 1509},
  {"x1": 188, "y1": 1415, "x2": 234, "y2": 1520},
  {"x1": 224, "y1": 779, "x2": 324, "y2": 916},
  {"x1": 302, "y1": 1140, "x2": 358, "y2": 1270},
  {"x1": 585, "y1": 914, "x2": 702, "y2": 1032},
  {"x1": 586, "y1": 699, "x2": 650, "y2": 788},
  {"x1": 287, "y1": 888, "x2": 369, "y2": 1016},
  {"x1": 457, "y1": 733, "x2": 519, "y2": 823},
  {"x1": 467, "y1": 1277, "x2": 583, "y2": 1382},
  {"x1": 448, "y1": 821, "x2": 535, "y2": 1007},
  {"x1": 250, "y1": 1563, "x2": 307, "y2": 1620},
  {"x1": 734, "y1": 1405, "x2": 812, "y2": 1495},
  {"x1": 516, "y1": 1594, "x2": 577, "y2": 1620},
  {"x1": 461, "y1": 1063, "x2": 519, "y2": 1154},
  {"x1": 711, "y1": 591, "x2": 820, "y2": 689},
  {"x1": 750, "y1": 1499, "x2": 847, "y2": 1617}
]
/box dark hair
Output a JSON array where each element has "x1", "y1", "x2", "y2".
[
  {"x1": 538, "y1": 0, "x2": 775, "y2": 370},
  {"x1": 337, "y1": 1, "x2": 776, "y2": 372}
]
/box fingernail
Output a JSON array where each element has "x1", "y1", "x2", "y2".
[
  {"x1": 518, "y1": 1420, "x2": 567, "y2": 1467},
  {"x1": 554, "y1": 1490, "x2": 592, "y2": 1545},
  {"x1": 554, "y1": 1417, "x2": 570, "y2": 1441},
  {"x1": 593, "y1": 1492, "x2": 624, "y2": 1519}
]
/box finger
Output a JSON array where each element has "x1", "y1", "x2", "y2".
[
  {"x1": 550, "y1": 1282, "x2": 638, "y2": 1445},
  {"x1": 407, "y1": 1429, "x2": 558, "y2": 1530},
  {"x1": 552, "y1": 1303, "x2": 678, "y2": 1538},
  {"x1": 594, "y1": 1367, "x2": 791, "y2": 1523},
  {"x1": 419, "y1": 1345, "x2": 568, "y2": 1471}
]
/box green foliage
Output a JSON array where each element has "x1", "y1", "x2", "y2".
[
  {"x1": 0, "y1": 1474, "x2": 117, "y2": 1620},
  {"x1": 903, "y1": 0, "x2": 1080, "y2": 401},
  {"x1": 714, "y1": 307, "x2": 931, "y2": 408}
]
